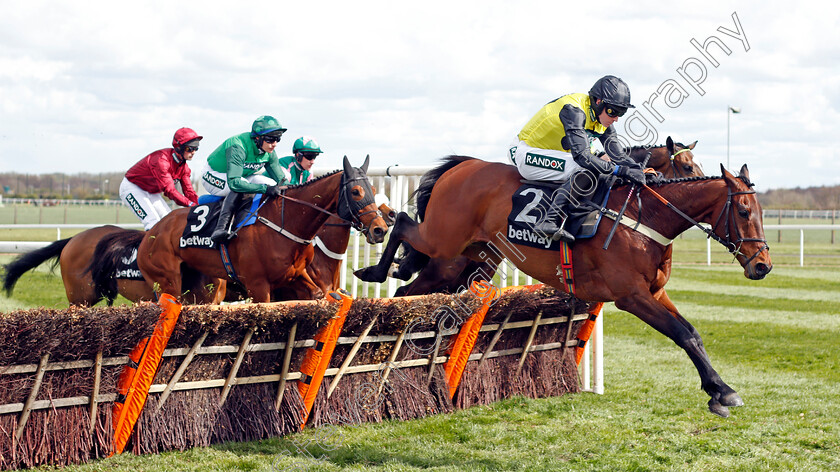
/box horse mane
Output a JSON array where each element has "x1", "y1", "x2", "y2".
[
  {"x1": 285, "y1": 169, "x2": 342, "y2": 190},
  {"x1": 597, "y1": 142, "x2": 690, "y2": 159},
  {"x1": 413, "y1": 155, "x2": 476, "y2": 221},
  {"x1": 649, "y1": 172, "x2": 753, "y2": 188},
  {"x1": 86, "y1": 229, "x2": 145, "y2": 305}
]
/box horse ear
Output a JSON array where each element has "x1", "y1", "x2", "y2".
[
  {"x1": 719, "y1": 163, "x2": 736, "y2": 180},
  {"x1": 343, "y1": 155, "x2": 352, "y2": 175},
  {"x1": 688, "y1": 140, "x2": 697, "y2": 150},
  {"x1": 361, "y1": 154, "x2": 370, "y2": 173},
  {"x1": 739, "y1": 164, "x2": 750, "y2": 180},
  {"x1": 666, "y1": 136, "x2": 675, "y2": 155}
]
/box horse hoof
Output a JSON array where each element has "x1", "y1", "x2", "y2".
[
  {"x1": 720, "y1": 392, "x2": 744, "y2": 408},
  {"x1": 708, "y1": 401, "x2": 731, "y2": 418},
  {"x1": 354, "y1": 267, "x2": 386, "y2": 283}
]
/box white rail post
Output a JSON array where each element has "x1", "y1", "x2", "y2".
[
  {"x1": 800, "y1": 229, "x2": 805, "y2": 267},
  {"x1": 593, "y1": 307, "x2": 604, "y2": 395},
  {"x1": 707, "y1": 237, "x2": 711, "y2": 265}
]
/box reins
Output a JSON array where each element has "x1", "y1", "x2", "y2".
[
  {"x1": 244, "y1": 173, "x2": 381, "y2": 245},
  {"x1": 642, "y1": 182, "x2": 769, "y2": 264}
]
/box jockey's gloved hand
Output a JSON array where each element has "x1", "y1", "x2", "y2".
[
  {"x1": 264, "y1": 185, "x2": 284, "y2": 198},
  {"x1": 645, "y1": 170, "x2": 665, "y2": 185},
  {"x1": 616, "y1": 165, "x2": 647, "y2": 186}
]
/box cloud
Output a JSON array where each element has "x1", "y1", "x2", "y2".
[{"x1": 0, "y1": 0, "x2": 838, "y2": 193}]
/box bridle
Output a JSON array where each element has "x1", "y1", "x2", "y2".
[
  {"x1": 709, "y1": 186, "x2": 770, "y2": 266},
  {"x1": 338, "y1": 174, "x2": 384, "y2": 237},
  {"x1": 246, "y1": 172, "x2": 381, "y2": 244},
  {"x1": 642, "y1": 181, "x2": 769, "y2": 265},
  {"x1": 669, "y1": 147, "x2": 695, "y2": 178}
]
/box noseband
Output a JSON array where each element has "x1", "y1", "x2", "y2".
[{"x1": 710, "y1": 187, "x2": 770, "y2": 266}]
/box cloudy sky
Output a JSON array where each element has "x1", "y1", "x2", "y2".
[{"x1": 1, "y1": 0, "x2": 837, "y2": 191}]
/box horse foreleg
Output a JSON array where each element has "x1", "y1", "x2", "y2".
[
  {"x1": 209, "y1": 279, "x2": 227, "y2": 304},
  {"x1": 245, "y1": 281, "x2": 272, "y2": 304},
  {"x1": 355, "y1": 212, "x2": 418, "y2": 283},
  {"x1": 616, "y1": 292, "x2": 742, "y2": 417}
]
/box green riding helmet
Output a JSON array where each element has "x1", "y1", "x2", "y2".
[
  {"x1": 292, "y1": 136, "x2": 323, "y2": 154},
  {"x1": 251, "y1": 115, "x2": 287, "y2": 137}
]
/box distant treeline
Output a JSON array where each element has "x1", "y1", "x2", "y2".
[
  {"x1": 758, "y1": 185, "x2": 840, "y2": 210},
  {"x1": 0, "y1": 171, "x2": 838, "y2": 210},
  {"x1": 0, "y1": 171, "x2": 126, "y2": 200}
]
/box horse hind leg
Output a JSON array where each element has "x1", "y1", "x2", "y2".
[
  {"x1": 390, "y1": 243, "x2": 430, "y2": 281},
  {"x1": 355, "y1": 212, "x2": 419, "y2": 283}
]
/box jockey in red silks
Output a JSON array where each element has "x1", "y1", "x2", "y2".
[{"x1": 119, "y1": 127, "x2": 202, "y2": 230}]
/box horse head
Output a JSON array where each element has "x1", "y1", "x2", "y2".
[
  {"x1": 341, "y1": 155, "x2": 389, "y2": 243},
  {"x1": 666, "y1": 136, "x2": 704, "y2": 177},
  {"x1": 374, "y1": 192, "x2": 397, "y2": 226},
  {"x1": 715, "y1": 163, "x2": 772, "y2": 280}
]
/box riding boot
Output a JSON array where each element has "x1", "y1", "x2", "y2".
[
  {"x1": 211, "y1": 192, "x2": 243, "y2": 244},
  {"x1": 534, "y1": 188, "x2": 576, "y2": 243}
]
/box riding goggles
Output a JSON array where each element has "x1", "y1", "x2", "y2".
[
  {"x1": 605, "y1": 105, "x2": 628, "y2": 118},
  {"x1": 262, "y1": 135, "x2": 282, "y2": 143}
]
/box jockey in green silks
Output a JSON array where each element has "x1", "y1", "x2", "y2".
[
  {"x1": 199, "y1": 115, "x2": 289, "y2": 243},
  {"x1": 276, "y1": 136, "x2": 323, "y2": 185}
]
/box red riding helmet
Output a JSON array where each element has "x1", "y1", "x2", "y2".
[{"x1": 172, "y1": 127, "x2": 203, "y2": 148}]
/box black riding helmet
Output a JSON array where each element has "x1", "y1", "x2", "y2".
[{"x1": 589, "y1": 75, "x2": 635, "y2": 118}]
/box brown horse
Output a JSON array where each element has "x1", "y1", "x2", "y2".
[
  {"x1": 391, "y1": 137, "x2": 704, "y2": 297},
  {"x1": 269, "y1": 202, "x2": 396, "y2": 301},
  {"x1": 357, "y1": 156, "x2": 771, "y2": 416},
  {"x1": 2, "y1": 225, "x2": 226, "y2": 306},
  {"x1": 209, "y1": 201, "x2": 397, "y2": 303},
  {"x1": 649, "y1": 136, "x2": 702, "y2": 178},
  {"x1": 138, "y1": 156, "x2": 388, "y2": 303}
]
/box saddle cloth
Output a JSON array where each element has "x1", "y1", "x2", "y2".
[
  {"x1": 114, "y1": 245, "x2": 144, "y2": 280},
  {"x1": 506, "y1": 175, "x2": 613, "y2": 250},
  {"x1": 180, "y1": 195, "x2": 262, "y2": 249}
]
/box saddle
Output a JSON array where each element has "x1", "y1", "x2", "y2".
[
  {"x1": 509, "y1": 175, "x2": 617, "y2": 249},
  {"x1": 181, "y1": 195, "x2": 262, "y2": 248}
]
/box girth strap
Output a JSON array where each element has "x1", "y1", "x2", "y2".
[
  {"x1": 218, "y1": 243, "x2": 243, "y2": 286},
  {"x1": 557, "y1": 241, "x2": 575, "y2": 296}
]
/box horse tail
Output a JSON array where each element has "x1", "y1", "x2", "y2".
[
  {"x1": 87, "y1": 230, "x2": 146, "y2": 305},
  {"x1": 412, "y1": 155, "x2": 475, "y2": 221},
  {"x1": 2, "y1": 238, "x2": 71, "y2": 296}
]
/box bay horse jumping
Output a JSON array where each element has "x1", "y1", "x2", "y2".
[
  {"x1": 270, "y1": 202, "x2": 396, "y2": 301},
  {"x1": 356, "y1": 156, "x2": 771, "y2": 416},
  {"x1": 391, "y1": 136, "x2": 704, "y2": 297},
  {"x1": 138, "y1": 156, "x2": 388, "y2": 303},
  {"x1": 2, "y1": 225, "x2": 224, "y2": 306}
]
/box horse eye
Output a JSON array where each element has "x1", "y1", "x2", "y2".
[
  {"x1": 738, "y1": 208, "x2": 749, "y2": 218},
  {"x1": 352, "y1": 189, "x2": 361, "y2": 196}
]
